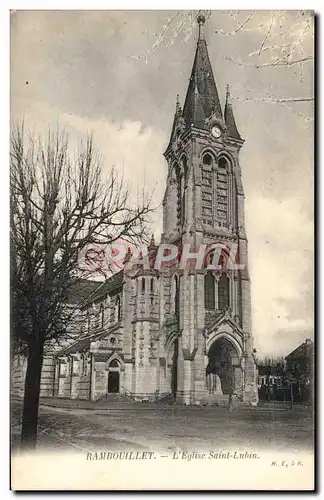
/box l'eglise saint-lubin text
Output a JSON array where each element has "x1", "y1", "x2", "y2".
[{"x1": 86, "y1": 450, "x2": 259, "y2": 461}]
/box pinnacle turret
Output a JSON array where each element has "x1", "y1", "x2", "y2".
[{"x1": 224, "y1": 84, "x2": 242, "y2": 141}]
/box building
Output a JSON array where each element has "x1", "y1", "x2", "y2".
[
  {"x1": 285, "y1": 338, "x2": 313, "y2": 377},
  {"x1": 285, "y1": 338, "x2": 314, "y2": 402},
  {"x1": 12, "y1": 15, "x2": 258, "y2": 405}
]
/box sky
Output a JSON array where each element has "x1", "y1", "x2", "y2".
[{"x1": 10, "y1": 10, "x2": 314, "y2": 357}]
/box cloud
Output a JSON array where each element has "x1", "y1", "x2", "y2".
[
  {"x1": 11, "y1": 99, "x2": 166, "y2": 237},
  {"x1": 11, "y1": 99, "x2": 314, "y2": 357},
  {"x1": 247, "y1": 195, "x2": 313, "y2": 356}
]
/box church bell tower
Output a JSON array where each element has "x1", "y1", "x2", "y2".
[{"x1": 161, "y1": 13, "x2": 258, "y2": 405}]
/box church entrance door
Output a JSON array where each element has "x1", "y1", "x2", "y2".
[
  {"x1": 206, "y1": 338, "x2": 238, "y2": 395},
  {"x1": 108, "y1": 371, "x2": 120, "y2": 393},
  {"x1": 107, "y1": 359, "x2": 120, "y2": 393}
]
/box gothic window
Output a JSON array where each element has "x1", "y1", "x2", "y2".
[
  {"x1": 114, "y1": 296, "x2": 122, "y2": 322},
  {"x1": 216, "y1": 157, "x2": 229, "y2": 227},
  {"x1": 204, "y1": 272, "x2": 215, "y2": 311},
  {"x1": 173, "y1": 276, "x2": 180, "y2": 316},
  {"x1": 202, "y1": 153, "x2": 214, "y2": 226},
  {"x1": 205, "y1": 249, "x2": 218, "y2": 269},
  {"x1": 109, "y1": 359, "x2": 119, "y2": 368},
  {"x1": 141, "y1": 277, "x2": 145, "y2": 293},
  {"x1": 94, "y1": 304, "x2": 100, "y2": 328},
  {"x1": 203, "y1": 153, "x2": 213, "y2": 166},
  {"x1": 218, "y1": 273, "x2": 230, "y2": 311},
  {"x1": 150, "y1": 277, "x2": 154, "y2": 293},
  {"x1": 218, "y1": 157, "x2": 228, "y2": 169}
]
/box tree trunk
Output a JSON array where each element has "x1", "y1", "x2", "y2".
[{"x1": 21, "y1": 340, "x2": 44, "y2": 450}]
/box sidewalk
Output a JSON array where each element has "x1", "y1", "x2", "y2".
[
  {"x1": 12, "y1": 394, "x2": 312, "y2": 413},
  {"x1": 39, "y1": 396, "x2": 159, "y2": 411}
]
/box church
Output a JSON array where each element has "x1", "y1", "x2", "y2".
[{"x1": 12, "y1": 14, "x2": 258, "y2": 406}]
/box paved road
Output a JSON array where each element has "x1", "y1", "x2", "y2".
[{"x1": 11, "y1": 399, "x2": 314, "y2": 453}]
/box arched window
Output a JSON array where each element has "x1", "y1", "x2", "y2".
[
  {"x1": 218, "y1": 274, "x2": 230, "y2": 311},
  {"x1": 204, "y1": 272, "x2": 215, "y2": 311},
  {"x1": 202, "y1": 153, "x2": 214, "y2": 226},
  {"x1": 114, "y1": 296, "x2": 122, "y2": 322},
  {"x1": 218, "y1": 157, "x2": 228, "y2": 169},
  {"x1": 94, "y1": 303, "x2": 100, "y2": 328},
  {"x1": 216, "y1": 157, "x2": 229, "y2": 227},
  {"x1": 141, "y1": 277, "x2": 145, "y2": 293},
  {"x1": 150, "y1": 277, "x2": 154, "y2": 293},
  {"x1": 205, "y1": 250, "x2": 215, "y2": 269},
  {"x1": 203, "y1": 153, "x2": 213, "y2": 166},
  {"x1": 109, "y1": 359, "x2": 119, "y2": 368}
]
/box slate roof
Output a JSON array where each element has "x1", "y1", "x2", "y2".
[
  {"x1": 182, "y1": 37, "x2": 223, "y2": 131},
  {"x1": 58, "y1": 330, "x2": 106, "y2": 356},
  {"x1": 285, "y1": 339, "x2": 314, "y2": 361},
  {"x1": 66, "y1": 270, "x2": 124, "y2": 309}
]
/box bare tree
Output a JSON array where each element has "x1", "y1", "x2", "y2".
[
  {"x1": 256, "y1": 356, "x2": 285, "y2": 374},
  {"x1": 132, "y1": 10, "x2": 314, "y2": 122},
  {"x1": 10, "y1": 124, "x2": 154, "y2": 449}
]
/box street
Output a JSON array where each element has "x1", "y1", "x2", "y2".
[{"x1": 11, "y1": 398, "x2": 314, "y2": 454}]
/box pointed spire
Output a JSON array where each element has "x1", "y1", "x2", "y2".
[
  {"x1": 182, "y1": 13, "x2": 223, "y2": 131},
  {"x1": 224, "y1": 84, "x2": 242, "y2": 141}
]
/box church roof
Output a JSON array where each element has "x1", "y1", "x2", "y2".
[
  {"x1": 66, "y1": 270, "x2": 124, "y2": 309},
  {"x1": 182, "y1": 15, "x2": 223, "y2": 131},
  {"x1": 58, "y1": 331, "x2": 102, "y2": 355}
]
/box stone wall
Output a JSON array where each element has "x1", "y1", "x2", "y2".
[
  {"x1": 11, "y1": 356, "x2": 27, "y2": 397},
  {"x1": 40, "y1": 355, "x2": 55, "y2": 397}
]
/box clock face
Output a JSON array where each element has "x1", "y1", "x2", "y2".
[{"x1": 211, "y1": 125, "x2": 221, "y2": 139}]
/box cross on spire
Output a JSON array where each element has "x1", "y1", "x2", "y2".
[{"x1": 197, "y1": 12, "x2": 206, "y2": 40}]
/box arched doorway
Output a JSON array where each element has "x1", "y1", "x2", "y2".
[
  {"x1": 206, "y1": 337, "x2": 240, "y2": 395},
  {"x1": 107, "y1": 359, "x2": 120, "y2": 393}
]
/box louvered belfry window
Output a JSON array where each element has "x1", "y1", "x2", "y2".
[
  {"x1": 202, "y1": 153, "x2": 213, "y2": 226},
  {"x1": 217, "y1": 157, "x2": 229, "y2": 227}
]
